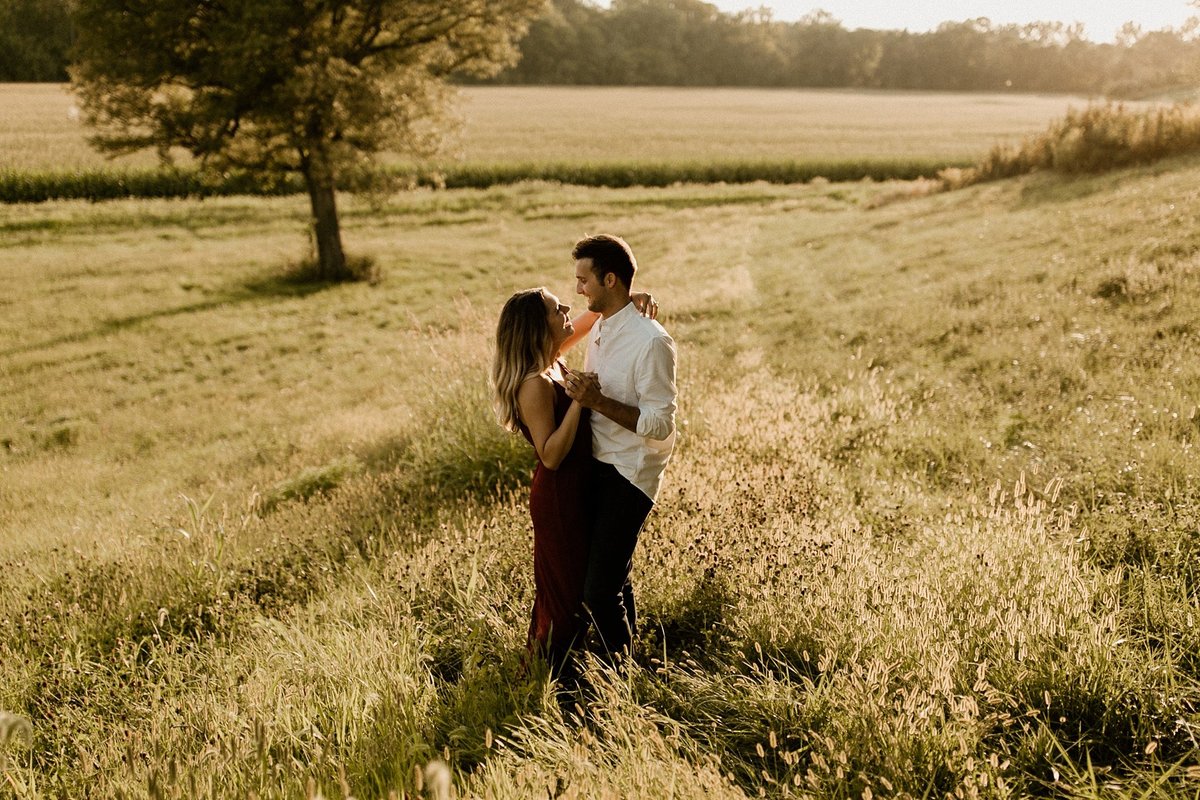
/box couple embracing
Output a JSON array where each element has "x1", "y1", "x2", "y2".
[{"x1": 492, "y1": 234, "x2": 677, "y2": 680}]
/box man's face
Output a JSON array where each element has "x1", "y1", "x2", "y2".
[{"x1": 575, "y1": 258, "x2": 608, "y2": 313}]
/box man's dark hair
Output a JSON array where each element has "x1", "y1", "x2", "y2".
[{"x1": 573, "y1": 234, "x2": 637, "y2": 289}]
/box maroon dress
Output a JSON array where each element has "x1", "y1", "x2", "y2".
[{"x1": 518, "y1": 377, "x2": 591, "y2": 670}]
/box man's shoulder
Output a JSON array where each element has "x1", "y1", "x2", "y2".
[
  {"x1": 629, "y1": 312, "x2": 672, "y2": 342},
  {"x1": 629, "y1": 317, "x2": 675, "y2": 367}
]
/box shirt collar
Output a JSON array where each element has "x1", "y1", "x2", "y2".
[{"x1": 598, "y1": 300, "x2": 637, "y2": 339}]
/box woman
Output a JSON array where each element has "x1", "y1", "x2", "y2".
[{"x1": 492, "y1": 287, "x2": 655, "y2": 676}]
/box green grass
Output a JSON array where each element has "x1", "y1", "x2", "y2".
[
  {"x1": 0, "y1": 158, "x2": 970, "y2": 202},
  {"x1": 3, "y1": 162, "x2": 1200, "y2": 796},
  {"x1": 0, "y1": 166, "x2": 298, "y2": 203}
]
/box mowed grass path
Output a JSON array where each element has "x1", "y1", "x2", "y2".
[
  {"x1": 1, "y1": 83, "x2": 1098, "y2": 172},
  {"x1": 3, "y1": 163, "x2": 1200, "y2": 796}
]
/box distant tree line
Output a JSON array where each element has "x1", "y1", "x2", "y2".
[
  {"x1": 3, "y1": 0, "x2": 1199, "y2": 97},
  {"x1": 0, "y1": 0, "x2": 73, "y2": 81},
  {"x1": 484, "y1": 0, "x2": 1200, "y2": 97}
]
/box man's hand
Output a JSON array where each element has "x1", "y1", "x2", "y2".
[{"x1": 564, "y1": 370, "x2": 603, "y2": 408}]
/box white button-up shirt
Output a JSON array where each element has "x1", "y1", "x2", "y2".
[{"x1": 584, "y1": 301, "x2": 677, "y2": 501}]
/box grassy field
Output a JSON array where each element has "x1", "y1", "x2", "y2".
[
  {"x1": 3, "y1": 155, "x2": 1200, "y2": 797},
  {"x1": 1, "y1": 84, "x2": 1102, "y2": 172}
]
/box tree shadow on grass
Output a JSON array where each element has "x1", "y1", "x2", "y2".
[{"x1": 1, "y1": 266, "x2": 340, "y2": 361}]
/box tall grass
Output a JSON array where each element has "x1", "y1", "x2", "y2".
[
  {"x1": 958, "y1": 103, "x2": 1200, "y2": 184},
  {"x1": 4, "y1": 170, "x2": 1200, "y2": 795},
  {"x1": 0, "y1": 360, "x2": 535, "y2": 796}
]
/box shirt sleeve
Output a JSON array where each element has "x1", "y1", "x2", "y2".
[{"x1": 634, "y1": 334, "x2": 677, "y2": 441}]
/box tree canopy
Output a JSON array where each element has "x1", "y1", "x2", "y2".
[{"x1": 71, "y1": 0, "x2": 544, "y2": 280}]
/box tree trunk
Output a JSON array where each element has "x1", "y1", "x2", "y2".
[{"x1": 302, "y1": 159, "x2": 350, "y2": 281}]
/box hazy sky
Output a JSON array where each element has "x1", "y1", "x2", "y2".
[{"x1": 702, "y1": 1, "x2": 1198, "y2": 42}]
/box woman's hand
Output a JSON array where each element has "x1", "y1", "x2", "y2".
[
  {"x1": 563, "y1": 370, "x2": 602, "y2": 409},
  {"x1": 631, "y1": 291, "x2": 660, "y2": 319}
]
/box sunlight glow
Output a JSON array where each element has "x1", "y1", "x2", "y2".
[{"x1": 697, "y1": 1, "x2": 1196, "y2": 42}]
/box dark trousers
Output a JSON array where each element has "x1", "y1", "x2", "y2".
[{"x1": 583, "y1": 459, "x2": 654, "y2": 661}]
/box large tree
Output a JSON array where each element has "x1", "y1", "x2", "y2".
[{"x1": 71, "y1": 0, "x2": 544, "y2": 280}]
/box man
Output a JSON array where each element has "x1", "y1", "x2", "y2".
[{"x1": 563, "y1": 234, "x2": 677, "y2": 662}]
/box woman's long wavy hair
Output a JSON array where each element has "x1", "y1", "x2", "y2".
[{"x1": 493, "y1": 288, "x2": 554, "y2": 432}]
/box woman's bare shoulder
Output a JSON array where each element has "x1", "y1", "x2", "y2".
[{"x1": 517, "y1": 372, "x2": 554, "y2": 402}]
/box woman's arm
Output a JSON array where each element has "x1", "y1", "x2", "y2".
[
  {"x1": 558, "y1": 310, "x2": 599, "y2": 356},
  {"x1": 516, "y1": 375, "x2": 583, "y2": 470},
  {"x1": 556, "y1": 292, "x2": 658, "y2": 356}
]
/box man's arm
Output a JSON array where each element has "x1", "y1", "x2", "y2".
[
  {"x1": 631, "y1": 335, "x2": 676, "y2": 441},
  {"x1": 584, "y1": 384, "x2": 642, "y2": 433}
]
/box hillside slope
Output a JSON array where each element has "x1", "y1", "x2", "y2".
[{"x1": 1, "y1": 163, "x2": 1198, "y2": 796}]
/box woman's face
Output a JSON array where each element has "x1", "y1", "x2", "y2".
[{"x1": 543, "y1": 291, "x2": 573, "y2": 347}]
